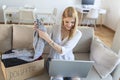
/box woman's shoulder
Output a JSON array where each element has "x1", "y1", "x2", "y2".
[{"x1": 76, "y1": 29, "x2": 82, "y2": 36}]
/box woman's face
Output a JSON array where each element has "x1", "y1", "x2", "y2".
[{"x1": 63, "y1": 17, "x2": 75, "y2": 31}]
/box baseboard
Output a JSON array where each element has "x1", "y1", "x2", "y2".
[
  {"x1": 102, "y1": 24, "x2": 115, "y2": 33},
  {"x1": 0, "y1": 22, "x2": 4, "y2": 24},
  {"x1": 79, "y1": 23, "x2": 115, "y2": 32},
  {"x1": 0, "y1": 21, "x2": 51, "y2": 25}
]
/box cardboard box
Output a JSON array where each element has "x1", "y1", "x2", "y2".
[{"x1": 0, "y1": 59, "x2": 44, "y2": 80}]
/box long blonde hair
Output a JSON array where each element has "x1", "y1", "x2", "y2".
[{"x1": 62, "y1": 7, "x2": 78, "y2": 40}]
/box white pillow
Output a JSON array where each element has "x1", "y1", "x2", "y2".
[{"x1": 90, "y1": 38, "x2": 120, "y2": 78}]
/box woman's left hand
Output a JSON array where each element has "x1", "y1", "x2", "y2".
[{"x1": 37, "y1": 29, "x2": 51, "y2": 43}]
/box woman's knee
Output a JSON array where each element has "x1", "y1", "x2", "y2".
[
  {"x1": 71, "y1": 77, "x2": 81, "y2": 80},
  {"x1": 50, "y1": 76, "x2": 63, "y2": 80}
]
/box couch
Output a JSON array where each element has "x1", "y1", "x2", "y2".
[{"x1": 0, "y1": 24, "x2": 120, "y2": 80}]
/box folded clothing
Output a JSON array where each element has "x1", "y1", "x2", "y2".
[
  {"x1": 2, "y1": 58, "x2": 28, "y2": 68},
  {"x1": 2, "y1": 49, "x2": 37, "y2": 62},
  {"x1": 1, "y1": 49, "x2": 43, "y2": 68}
]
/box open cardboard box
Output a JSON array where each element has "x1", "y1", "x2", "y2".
[
  {"x1": 0, "y1": 58, "x2": 44, "y2": 80},
  {"x1": 0, "y1": 24, "x2": 45, "y2": 80}
]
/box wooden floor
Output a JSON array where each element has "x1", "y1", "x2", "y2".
[{"x1": 94, "y1": 26, "x2": 115, "y2": 47}]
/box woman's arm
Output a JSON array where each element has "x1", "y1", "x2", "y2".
[
  {"x1": 34, "y1": 22, "x2": 62, "y2": 53},
  {"x1": 48, "y1": 39, "x2": 62, "y2": 53},
  {"x1": 37, "y1": 29, "x2": 62, "y2": 53},
  {"x1": 37, "y1": 29, "x2": 82, "y2": 55}
]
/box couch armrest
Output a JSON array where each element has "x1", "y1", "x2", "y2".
[
  {"x1": 112, "y1": 63, "x2": 120, "y2": 80},
  {"x1": 90, "y1": 37, "x2": 120, "y2": 79},
  {"x1": 112, "y1": 49, "x2": 120, "y2": 80},
  {"x1": 90, "y1": 36, "x2": 105, "y2": 50}
]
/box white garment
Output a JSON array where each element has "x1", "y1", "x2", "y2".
[{"x1": 48, "y1": 25, "x2": 82, "y2": 60}]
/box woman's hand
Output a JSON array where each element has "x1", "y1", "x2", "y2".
[
  {"x1": 37, "y1": 29, "x2": 51, "y2": 43},
  {"x1": 33, "y1": 21, "x2": 53, "y2": 44},
  {"x1": 33, "y1": 21, "x2": 51, "y2": 43},
  {"x1": 37, "y1": 29, "x2": 62, "y2": 53},
  {"x1": 33, "y1": 22, "x2": 62, "y2": 53}
]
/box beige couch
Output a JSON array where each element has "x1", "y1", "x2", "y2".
[{"x1": 0, "y1": 24, "x2": 120, "y2": 80}]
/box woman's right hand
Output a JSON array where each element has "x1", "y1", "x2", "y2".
[{"x1": 33, "y1": 21, "x2": 51, "y2": 42}]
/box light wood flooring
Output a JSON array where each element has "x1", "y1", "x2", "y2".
[{"x1": 94, "y1": 26, "x2": 115, "y2": 47}]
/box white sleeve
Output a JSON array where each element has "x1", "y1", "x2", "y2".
[{"x1": 60, "y1": 30, "x2": 82, "y2": 55}]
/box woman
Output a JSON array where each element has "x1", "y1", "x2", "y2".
[{"x1": 35, "y1": 6, "x2": 82, "y2": 80}]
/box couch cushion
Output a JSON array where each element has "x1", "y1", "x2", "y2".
[
  {"x1": 0, "y1": 24, "x2": 12, "y2": 52},
  {"x1": 13, "y1": 24, "x2": 34, "y2": 49},
  {"x1": 74, "y1": 53, "x2": 90, "y2": 60},
  {"x1": 73, "y1": 27, "x2": 94, "y2": 53},
  {"x1": 81, "y1": 67, "x2": 112, "y2": 80},
  {"x1": 90, "y1": 38, "x2": 120, "y2": 78}
]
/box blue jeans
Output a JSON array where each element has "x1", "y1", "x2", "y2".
[
  {"x1": 64, "y1": 77, "x2": 72, "y2": 80},
  {"x1": 45, "y1": 58, "x2": 51, "y2": 73}
]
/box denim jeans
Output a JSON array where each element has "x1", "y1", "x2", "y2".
[
  {"x1": 45, "y1": 58, "x2": 52, "y2": 73},
  {"x1": 64, "y1": 77, "x2": 72, "y2": 80}
]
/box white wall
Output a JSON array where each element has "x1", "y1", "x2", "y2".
[
  {"x1": 101, "y1": 0, "x2": 120, "y2": 31},
  {"x1": 0, "y1": 0, "x2": 76, "y2": 22},
  {"x1": 74, "y1": 0, "x2": 101, "y2": 8},
  {"x1": 0, "y1": 0, "x2": 102, "y2": 23}
]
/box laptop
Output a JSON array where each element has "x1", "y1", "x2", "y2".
[{"x1": 49, "y1": 59, "x2": 94, "y2": 78}]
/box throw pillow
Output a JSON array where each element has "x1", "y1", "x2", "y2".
[{"x1": 90, "y1": 38, "x2": 120, "y2": 78}]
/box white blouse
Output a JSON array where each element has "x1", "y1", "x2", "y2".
[{"x1": 48, "y1": 25, "x2": 82, "y2": 60}]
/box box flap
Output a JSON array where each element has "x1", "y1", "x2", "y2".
[{"x1": 0, "y1": 60, "x2": 7, "y2": 80}]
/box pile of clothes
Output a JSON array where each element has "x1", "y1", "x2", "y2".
[{"x1": 1, "y1": 19, "x2": 46, "y2": 67}]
